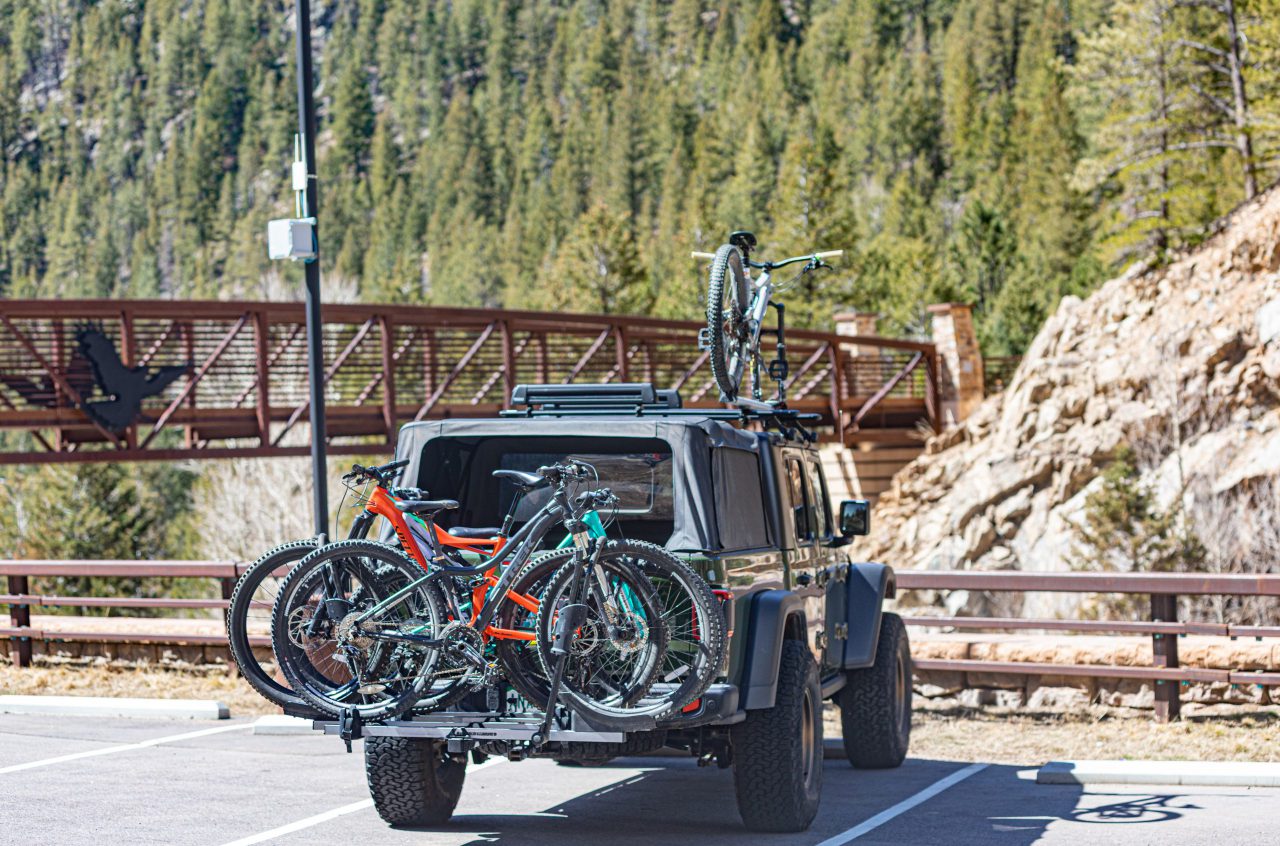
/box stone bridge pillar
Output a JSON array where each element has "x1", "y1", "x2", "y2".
[
  {"x1": 834, "y1": 310, "x2": 883, "y2": 396},
  {"x1": 928, "y1": 302, "x2": 985, "y2": 426}
]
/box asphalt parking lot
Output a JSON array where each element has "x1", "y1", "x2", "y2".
[{"x1": 2, "y1": 714, "x2": 1277, "y2": 846}]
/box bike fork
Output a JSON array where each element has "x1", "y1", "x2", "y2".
[{"x1": 532, "y1": 540, "x2": 597, "y2": 747}]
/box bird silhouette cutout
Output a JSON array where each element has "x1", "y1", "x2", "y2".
[{"x1": 74, "y1": 324, "x2": 191, "y2": 432}]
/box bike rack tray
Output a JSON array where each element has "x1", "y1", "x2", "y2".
[{"x1": 313, "y1": 711, "x2": 625, "y2": 744}]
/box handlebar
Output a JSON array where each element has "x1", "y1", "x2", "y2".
[
  {"x1": 692, "y1": 249, "x2": 843, "y2": 267},
  {"x1": 575, "y1": 488, "x2": 617, "y2": 509},
  {"x1": 343, "y1": 458, "x2": 410, "y2": 485}
]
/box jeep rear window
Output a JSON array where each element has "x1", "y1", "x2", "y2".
[{"x1": 500, "y1": 451, "x2": 674, "y2": 521}]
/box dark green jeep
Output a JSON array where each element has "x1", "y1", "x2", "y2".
[{"x1": 348, "y1": 383, "x2": 911, "y2": 832}]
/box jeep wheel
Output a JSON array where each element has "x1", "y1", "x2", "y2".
[
  {"x1": 365, "y1": 736, "x2": 466, "y2": 827},
  {"x1": 837, "y1": 612, "x2": 911, "y2": 768},
  {"x1": 731, "y1": 640, "x2": 823, "y2": 832}
]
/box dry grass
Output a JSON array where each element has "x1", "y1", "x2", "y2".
[
  {"x1": 826, "y1": 700, "x2": 1280, "y2": 765},
  {"x1": 7, "y1": 659, "x2": 1280, "y2": 763},
  {"x1": 0, "y1": 659, "x2": 279, "y2": 716}
]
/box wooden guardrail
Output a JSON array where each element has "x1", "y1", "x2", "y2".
[
  {"x1": 895, "y1": 570, "x2": 1280, "y2": 721},
  {"x1": 1, "y1": 560, "x2": 253, "y2": 668},
  {"x1": 4, "y1": 562, "x2": 1278, "y2": 721}
]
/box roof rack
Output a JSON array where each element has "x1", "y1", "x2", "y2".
[{"x1": 502, "y1": 383, "x2": 819, "y2": 442}]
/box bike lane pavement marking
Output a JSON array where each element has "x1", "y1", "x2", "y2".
[
  {"x1": 0, "y1": 722, "x2": 251, "y2": 776},
  {"x1": 215, "y1": 755, "x2": 507, "y2": 846},
  {"x1": 812, "y1": 763, "x2": 989, "y2": 846}
]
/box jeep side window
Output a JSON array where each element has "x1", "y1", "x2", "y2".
[
  {"x1": 787, "y1": 457, "x2": 816, "y2": 544},
  {"x1": 805, "y1": 459, "x2": 831, "y2": 539}
]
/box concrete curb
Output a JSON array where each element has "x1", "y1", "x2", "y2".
[
  {"x1": 252, "y1": 714, "x2": 316, "y2": 735},
  {"x1": 0, "y1": 695, "x2": 229, "y2": 720},
  {"x1": 1038, "y1": 760, "x2": 1280, "y2": 787}
]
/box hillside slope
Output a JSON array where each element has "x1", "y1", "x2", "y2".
[{"x1": 860, "y1": 188, "x2": 1280, "y2": 614}]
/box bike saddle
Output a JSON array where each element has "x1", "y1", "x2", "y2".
[
  {"x1": 395, "y1": 499, "x2": 459, "y2": 516},
  {"x1": 729, "y1": 230, "x2": 757, "y2": 254},
  {"x1": 491, "y1": 469, "x2": 549, "y2": 491},
  {"x1": 444, "y1": 525, "x2": 502, "y2": 539}
]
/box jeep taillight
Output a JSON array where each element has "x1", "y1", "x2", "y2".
[{"x1": 712, "y1": 588, "x2": 735, "y2": 640}]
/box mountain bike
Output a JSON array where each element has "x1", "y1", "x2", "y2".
[
  {"x1": 226, "y1": 458, "x2": 518, "y2": 714},
  {"x1": 224, "y1": 459, "x2": 424, "y2": 713},
  {"x1": 272, "y1": 462, "x2": 699, "y2": 731},
  {"x1": 694, "y1": 230, "x2": 842, "y2": 403}
]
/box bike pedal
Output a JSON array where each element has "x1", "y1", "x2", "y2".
[
  {"x1": 768, "y1": 360, "x2": 788, "y2": 381},
  {"x1": 697, "y1": 327, "x2": 713, "y2": 351}
]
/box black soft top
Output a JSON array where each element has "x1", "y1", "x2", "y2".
[{"x1": 393, "y1": 415, "x2": 768, "y2": 553}]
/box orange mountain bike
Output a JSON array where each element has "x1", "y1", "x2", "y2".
[{"x1": 271, "y1": 462, "x2": 672, "y2": 728}]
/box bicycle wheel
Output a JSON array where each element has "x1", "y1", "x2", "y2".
[
  {"x1": 706, "y1": 243, "x2": 752, "y2": 402},
  {"x1": 492, "y1": 553, "x2": 577, "y2": 709},
  {"x1": 529, "y1": 541, "x2": 725, "y2": 715},
  {"x1": 272, "y1": 540, "x2": 446, "y2": 721},
  {"x1": 226, "y1": 539, "x2": 318, "y2": 711},
  {"x1": 532, "y1": 548, "x2": 669, "y2": 729}
]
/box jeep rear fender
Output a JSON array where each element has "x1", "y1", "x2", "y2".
[
  {"x1": 824, "y1": 562, "x2": 896, "y2": 670},
  {"x1": 738, "y1": 589, "x2": 807, "y2": 711}
]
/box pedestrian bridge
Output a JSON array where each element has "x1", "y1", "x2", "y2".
[{"x1": 0, "y1": 299, "x2": 939, "y2": 465}]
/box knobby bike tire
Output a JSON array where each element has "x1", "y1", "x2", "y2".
[
  {"x1": 706, "y1": 243, "x2": 751, "y2": 402},
  {"x1": 226, "y1": 538, "x2": 319, "y2": 711},
  {"x1": 525, "y1": 541, "x2": 725, "y2": 716},
  {"x1": 533, "y1": 547, "x2": 669, "y2": 730},
  {"x1": 272, "y1": 539, "x2": 446, "y2": 721},
  {"x1": 492, "y1": 552, "x2": 578, "y2": 709}
]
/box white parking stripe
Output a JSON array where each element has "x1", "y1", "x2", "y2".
[
  {"x1": 218, "y1": 799, "x2": 375, "y2": 846},
  {"x1": 216, "y1": 755, "x2": 506, "y2": 846},
  {"x1": 814, "y1": 763, "x2": 988, "y2": 846},
  {"x1": 0, "y1": 723, "x2": 251, "y2": 775}
]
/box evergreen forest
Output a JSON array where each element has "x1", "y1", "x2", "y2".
[{"x1": 2, "y1": 0, "x2": 1278, "y2": 354}]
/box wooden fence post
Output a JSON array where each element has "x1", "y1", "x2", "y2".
[
  {"x1": 1151, "y1": 593, "x2": 1181, "y2": 722},
  {"x1": 8, "y1": 574, "x2": 32, "y2": 667}
]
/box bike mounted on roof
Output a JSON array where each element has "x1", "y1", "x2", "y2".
[{"x1": 694, "y1": 230, "x2": 843, "y2": 408}]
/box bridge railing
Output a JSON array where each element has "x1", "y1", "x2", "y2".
[
  {"x1": 4, "y1": 561, "x2": 1278, "y2": 721},
  {"x1": 0, "y1": 300, "x2": 939, "y2": 462}
]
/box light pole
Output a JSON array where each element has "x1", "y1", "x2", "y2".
[{"x1": 294, "y1": 0, "x2": 328, "y2": 539}]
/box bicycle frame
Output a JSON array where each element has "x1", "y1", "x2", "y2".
[{"x1": 353, "y1": 502, "x2": 567, "y2": 647}]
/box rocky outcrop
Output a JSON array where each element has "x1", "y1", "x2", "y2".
[{"x1": 859, "y1": 188, "x2": 1280, "y2": 618}]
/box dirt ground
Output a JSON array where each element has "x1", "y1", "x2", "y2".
[
  {"x1": 5, "y1": 660, "x2": 1279, "y2": 763},
  {"x1": 0, "y1": 659, "x2": 279, "y2": 716},
  {"x1": 822, "y1": 699, "x2": 1280, "y2": 765}
]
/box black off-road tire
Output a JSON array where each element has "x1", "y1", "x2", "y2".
[
  {"x1": 837, "y1": 612, "x2": 912, "y2": 769},
  {"x1": 731, "y1": 639, "x2": 823, "y2": 832},
  {"x1": 365, "y1": 736, "x2": 466, "y2": 827}
]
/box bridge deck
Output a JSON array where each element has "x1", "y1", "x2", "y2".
[{"x1": 0, "y1": 300, "x2": 938, "y2": 463}]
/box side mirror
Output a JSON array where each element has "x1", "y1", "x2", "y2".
[{"x1": 840, "y1": 500, "x2": 870, "y2": 536}]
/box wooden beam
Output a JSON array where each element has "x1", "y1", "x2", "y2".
[
  {"x1": 380, "y1": 315, "x2": 397, "y2": 443},
  {"x1": 253, "y1": 311, "x2": 271, "y2": 445}
]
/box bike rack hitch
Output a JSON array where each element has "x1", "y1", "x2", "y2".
[{"x1": 338, "y1": 707, "x2": 363, "y2": 753}]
